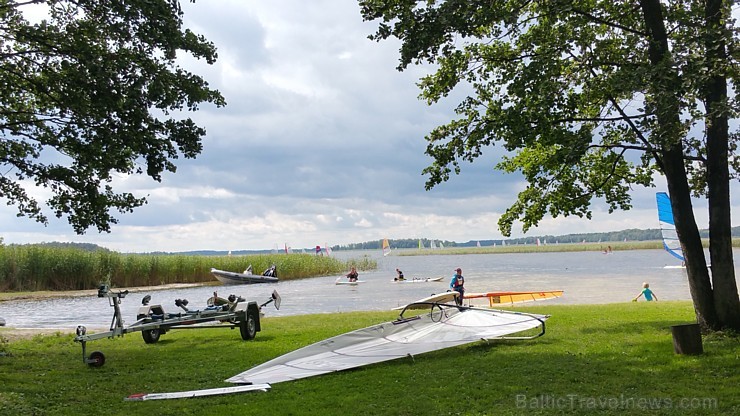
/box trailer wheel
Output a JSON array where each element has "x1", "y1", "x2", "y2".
[
  {"x1": 88, "y1": 351, "x2": 106, "y2": 367},
  {"x1": 240, "y1": 310, "x2": 257, "y2": 340},
  {"x1": 142, "y1": 328, "x2": 161, "y2": 344}
]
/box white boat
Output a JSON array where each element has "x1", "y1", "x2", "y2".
[{"x1": 211, "y1": 266, "x2": 279, "y2": 285}]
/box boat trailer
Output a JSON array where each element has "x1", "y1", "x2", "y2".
[{"x1": 74, "y1": 285, "x2": 281, "y2": 367}]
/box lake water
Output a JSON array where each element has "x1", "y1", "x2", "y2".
[{"x1": 1, "y1": 249, "x2": 738, "y2": 330}]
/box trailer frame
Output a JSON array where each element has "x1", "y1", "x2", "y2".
[{"x1": 73, "y1": 285, "x2": 280, "y2": 367}]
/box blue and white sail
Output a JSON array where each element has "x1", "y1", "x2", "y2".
[{"x1": 656, "y1": 192, "x2": 685, "y2": 262}]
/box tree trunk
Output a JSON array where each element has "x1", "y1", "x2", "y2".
[
  {"x1": 662, "y1": 150, "x2": 718, "y2": 330},
  {"x1": 703, "y1": 0, "x2": 740, "y2": 330},
  {"x1": 640, "y1": 0, "x2": 719, "y2": 330}
]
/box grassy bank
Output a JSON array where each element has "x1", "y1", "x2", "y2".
[
  {"x1": 1, "y1": 302, "x2": 737, "y2": 415},
  {"x1": 0, "y1": 245, "x2": 376, "y2": 292}
]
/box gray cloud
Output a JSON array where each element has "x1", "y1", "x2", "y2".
[{"x1": 1, "y1": 1, "x2": 737, "y2": 252}]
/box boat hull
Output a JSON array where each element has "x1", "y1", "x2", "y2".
[{"x1": 211, "y1": 268, "x2": 279, "y2": 285}]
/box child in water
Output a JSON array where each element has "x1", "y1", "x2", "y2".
[{"x1": 633, "y1": 282, "x2": 658, "y2": 302}]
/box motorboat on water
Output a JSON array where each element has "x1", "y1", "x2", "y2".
[{"x1": 211, "y1": 264, "x2": 278, "y2": 285}]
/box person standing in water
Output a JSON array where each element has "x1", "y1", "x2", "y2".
[
  {"x1": 633, "y1": 282, "x2": 658, "y2": 302},
  {"x1": 450, "y1": 268, "x2": 465, "y2": 305}
]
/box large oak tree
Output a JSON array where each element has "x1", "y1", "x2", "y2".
[
  {"x1": 0, "y1": 0, "x2": 224, "y2": 233},
  {"x1": 360, "y1": 0, "x2": 739, "y2": 330}
]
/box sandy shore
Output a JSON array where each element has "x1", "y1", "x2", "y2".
[
  {"x1": 0, "y1": 283, "x2": 209, "y2": 341},
  {"x1": 0, "y1": 282, "x2": 208, "y2": 303},
  {"x1": 0, "y1": 327, "x2": 78, "y2": 342}
]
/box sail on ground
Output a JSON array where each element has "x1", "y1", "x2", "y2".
[
  {"x1": 656, "y1": 192, "x2": 685, "y2": 262},
  {"x1": 226, "y1": 306, "x2": 548, "y2": 385},
  {"x1": 382, "y1": 238, "x2": 391, "y2": 256}
]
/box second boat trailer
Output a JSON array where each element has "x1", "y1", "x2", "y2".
[{"x1": 74, "y1": 285, "x2": 281, "y2": 367}]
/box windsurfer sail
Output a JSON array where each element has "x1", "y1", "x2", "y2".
[
  {"x1": 226, "y1": 304, "x2": 548, "y2": 385},
  {"x1": 656, "y1": 192, "x2": 685, "y2": 262},
  {"x1": 382, "y1": 238, "x2": 391, "y2": 256}
]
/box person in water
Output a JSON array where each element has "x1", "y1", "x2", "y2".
[
  {"x1": 395, "y1": 268, "x2": 405, "y2": 281},
  {"x1": 346, "y1": 266, "x2": 359, "y2": 282},
  {"x1": 633, "y1": 282, "x2": 658, "y2": 302},
  {"x1": 450, "y1": 268, "x2": 465, "y2": 305}
]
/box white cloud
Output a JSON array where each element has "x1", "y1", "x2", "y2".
[{"x1": 1, "y1": 1, "x2": 738, "y2": 252}]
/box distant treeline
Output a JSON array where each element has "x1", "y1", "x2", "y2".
[
  {"x1": 339, "y1": 227, "x2": 740, "y2": 251},
  {"x1": 5, "y1": 226, "x2": 740, "y2": 255}
]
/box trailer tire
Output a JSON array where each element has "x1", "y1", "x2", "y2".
[
  {"x1": 240, "y1": 310, "x2": 257, "y2": 340},
  {"x1": 88, "y1": 351, "x2": 106, "y2": 367},
  {"x1": 142, "y1": 328, "x2": 161, "y2": 344}
]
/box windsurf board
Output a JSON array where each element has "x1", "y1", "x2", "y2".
[
  {"x1": 335, "y1": 278, "x2": 365, "y2": 285},
  {"x1": 464, "y1": 290, "x2": 563, "y2": 307},
  {"x1": 391, "y1": 277, "x2": 444, "y2": 283}
]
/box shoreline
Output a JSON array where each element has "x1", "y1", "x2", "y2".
[
  {"x1": 0, "y1": 282, "x2": 209, "y2": 303},
  {"x1": 0, "y1": 283, "x2": 210, "y2": 340}
]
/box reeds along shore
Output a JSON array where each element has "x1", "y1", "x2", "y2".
[{"x1": 0, "y1": 245, "x2": 377, "y2": 292}]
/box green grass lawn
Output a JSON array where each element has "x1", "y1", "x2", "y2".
[{"x1": 1, "y1": 302, "x2": 737, "y2": 415}]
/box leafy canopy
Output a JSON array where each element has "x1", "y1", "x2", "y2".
[
  {"x1": 360, "y1": 0, "x2": 740, "y2": 236},
  {"x1": 0, "y1": 0, "x2": 224, "y2": 233}
]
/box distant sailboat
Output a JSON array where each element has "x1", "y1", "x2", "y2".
[
  {"x1": 656, "y1": 192, "x2": 685, "y2": 264},
  {"x1": 382, "y1": 238, "x2": 392, "y2": 256},
  {"x1": 477, "y1": 241, "x2": 481, "y2": 248}
]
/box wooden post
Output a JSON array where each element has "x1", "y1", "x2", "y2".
[{"x1": 670, "y1": 323, "x2": 703, "y2": 355}]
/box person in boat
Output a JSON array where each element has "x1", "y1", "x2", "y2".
[
  {"x1": 262, "y1": 264, "x2": 277, "y2": 277},
  {"x1": 450, "y1": 268, "x2": 465, "y2": 305},
  {"x1": 633, "y1": 282, "x2": 658, "y2": 302},
  {"x1": 346, "y1": 266, "x2": 359, "y2": 282},
  {"x1": 394, "y1": 268, "x2": 405, "y2": 281}
]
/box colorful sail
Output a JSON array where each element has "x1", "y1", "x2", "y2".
[
  {"x1": 382, "y1": 238, "x2": 391, "y2": 256},
  {"x1": 656, "y1": 192, "x2": 685, "y2": 262}
]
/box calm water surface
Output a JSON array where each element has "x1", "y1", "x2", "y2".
[{"x1": 1, "y1": 249, "x2": 738, "y2": 330}]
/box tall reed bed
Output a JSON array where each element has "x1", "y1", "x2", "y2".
[{"x1": 0, "y1": 246, "x2": 375, "y2": 292}]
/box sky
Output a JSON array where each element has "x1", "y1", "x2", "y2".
[{"x1": 1, "y1": 1, "x2": 737, "y2": 253}]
